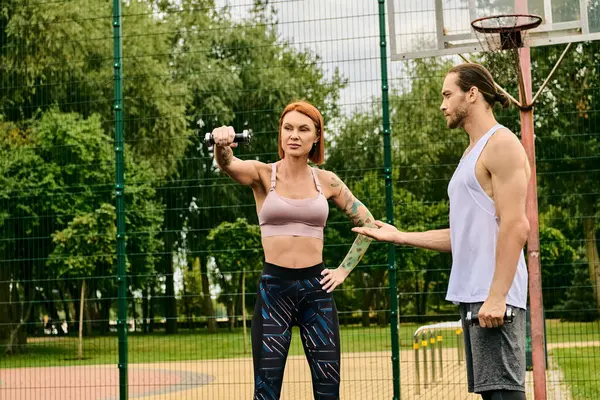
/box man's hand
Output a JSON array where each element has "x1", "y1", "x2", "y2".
[
  {"x1": 352, "y1": 220, "x2": 402, "y2": 243},
  {"x1": 477, "y1": 297, "x2": 507, "y2": 328}
]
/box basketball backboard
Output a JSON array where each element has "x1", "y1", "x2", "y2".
[{"x1": 388, "y1": 0, "x2": 600, "y2": 60}]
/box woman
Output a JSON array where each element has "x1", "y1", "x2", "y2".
[{"x1": 212, "y1": 100, "x2": 376, "y2": 400}]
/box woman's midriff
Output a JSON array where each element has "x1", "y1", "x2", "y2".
[{"x1": 262, "y1": 236, "x2": 324, "y2": 268}]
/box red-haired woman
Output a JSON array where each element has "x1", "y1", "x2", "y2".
[{"x1": 212, "y1": 101, "x2": 376, "y2": 400}]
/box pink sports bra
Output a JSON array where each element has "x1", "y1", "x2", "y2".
[{"x1": 258, "y1": 163, "x2": 329, "y2": 239}]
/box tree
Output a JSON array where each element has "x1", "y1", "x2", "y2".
[
  {"x1": 207, "y1": 218, "x2": 262, "y2": 352},
  {"x1": 0, "y1": 110, "x2": 115, "y2": 352},
  {"x1": 531, "y1": 41, "x2": 600, "y2": 310},
  {"x1": 1, "y1": 0, "x2": 179, "y2": 345},
  {"x1": 179, "y1": 256, "x2": 206, "y2": 328},
  {"x1": 555, "y1": 255, "x2": 600, "y2": 322},
  {"x1": 0, "y1": 119, "x2": 41, "y2": 353},
  {"x1": 0, "y1": 0, "x2": 191, "y2": 177},
  {"x1": 49, "y1": 204, "x2": 116, "y2": 360},
  {"x1": 0, "y1": 109, "x2": 164, "y2": 353},
  {"x1": 537, "y1": 225, "x2": 578, "y2": 311}
]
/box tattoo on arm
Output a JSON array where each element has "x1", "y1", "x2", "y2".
[
  {"x1": 341, "y1": 187, "x2": 375, "y2": 227},
  {"x1": 218, "y1": 146, "x2": 233, "y2": 168},
  {"x1": 341, "y1": 234, "x2": 372, "y2": 273},
  {"x1": 330, "y1": 176, "x2": 342, "y2": 188},
  {"x1": 334, "y1": 180, "x2": 377, "y2": 273},
  {"x1": 330, "y1": 175, "x2": 370, "y2": 226},
  {"x1": 340, "y1": 205, "x2": 376, "y2": 274},
  {"x1": 330, "y1": 175, "x2": 343, "y2": 198}
]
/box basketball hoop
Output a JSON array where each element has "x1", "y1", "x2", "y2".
[
  {"x1": 471, "y1": 14, "x2": 542, "y2": 51},
  {"x1": 468, "y1": 14, "x2": 544, "y2": 109}
]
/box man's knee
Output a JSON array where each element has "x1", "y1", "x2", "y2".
[{"x1": 480, "y1": 390, "x2": 527, "y2": 400}]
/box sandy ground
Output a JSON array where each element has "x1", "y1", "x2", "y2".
[{"x1": 0, "y1": 345, "x2": 581, "y2": 399}]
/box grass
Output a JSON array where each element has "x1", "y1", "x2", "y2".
[
  {"x1": 551, "y1": 346, "x2": 600, "y2": 400},
  {"x1": 545, "y1": 319, "x2": 600, "y2": 345},
  {"x1": 1, "y1": 319, "x2": 598, "y2": 369},
  {"x1": 2, "y1": 325, "x2": 397, "y2": 368}
]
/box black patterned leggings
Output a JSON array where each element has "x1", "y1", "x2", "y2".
[{"x1": 251, "y1": 262, "x2": 341, "y2": 400}]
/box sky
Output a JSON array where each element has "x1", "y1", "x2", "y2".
[
  {"x1": 210, "y1": 0, "x2": 514, "y2": 114},
  {"x1": 214, "y1": 0, "x2": 387, "y2": 116},
  {"x1": 210, "y1": 0, "x2": 591, "y2": 115}
]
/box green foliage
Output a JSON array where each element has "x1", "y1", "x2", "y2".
[
  {"x1": 0, "y1": 109, "x2": 163, "y2": 317},
  {"x1": 531, "y1": 42, "x2": 600, "y2": 312},
  {"x1": 207, "y1": 218, "x2": 262, "y2": 307},
  {"x1": 533, "y1": 42, "x2": 600, "y2": 215},
  {"x1": 0, "y1": 121, "x2": 40, "y2": 229},
  {"x1": 180, "y1": 257, "x2": 206, "y2": 318},
  {"x1": 537, "y1": 225, "x2": 579, "y2": 310},
  {"x1": 555, "y1": 262, "x2": 600, "y2": 322},
  {"x1": 0, "y1": 0, "x2": 112, "y2": 118},
  {"x1": 208, "y1": 218, "x2": 262, "y2": 269},
  {"x1": 0, "y1": 0, "x2": 191, "y2": 177},
  {"x1": 49, "y1": 204, "x2": 117, "y2": 278}
]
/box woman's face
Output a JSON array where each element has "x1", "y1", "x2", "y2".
[{"x1": 280, "y1": 111, "x2": 319, "y2": 158}]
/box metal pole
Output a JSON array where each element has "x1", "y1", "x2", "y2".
[
  {"x1": 422, "y1": 335, "x2": 429, "y2": 388},
  {"x1": 378, "y1": 1, "x2": 400, "y2": 399},
  {"x1": 112, "y1": 1, "x2": 128, "y2": 399},
  {"x1": 516, "y1": 1, "x2": 547, "y2": 399},
  {"x1": 518, "y1": 50, "x2": 548, "y2": 399},
  {"x1": 437, "y1": 330, "x2": 443, "y2": 377},
  {"x1": 456, "y1": 328, "x2": 463, "y2": 364},
  {"x1": 430, "y1": 333, "x2": 436, "y2": 382},
  {"x1": 530, "y1": 43, "x2": 572, "y2": 106},
  {"x1": 414, "y1": 336, "x2": 421, "y2": 395}
]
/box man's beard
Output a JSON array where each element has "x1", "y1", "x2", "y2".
[{"x1": 447, "y1": 105, "x2": 468, "y2": 129}]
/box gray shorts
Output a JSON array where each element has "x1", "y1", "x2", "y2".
[{"x1": 460, "y1": 302, "x2": 526, "y2": 393}]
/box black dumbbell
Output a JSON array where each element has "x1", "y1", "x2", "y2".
[
  {"x1": 466, "y1": 306, "x2": 514, "y2": 326},
  {"x1": 204, "y1": 129, "x2": 252, "y2": 147}
]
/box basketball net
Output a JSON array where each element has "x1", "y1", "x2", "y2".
[{"x1": 470, "y1": 14, "x2": 543, "y2": 110}]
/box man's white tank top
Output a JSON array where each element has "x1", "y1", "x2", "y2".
[{"x1": 446, "y1": 124, "x2": 528, "y2": 309}]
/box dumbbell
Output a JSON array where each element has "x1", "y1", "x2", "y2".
[
  {"x1": 204, "y1": 129, "x2": 252, "y2": 147},
  {"x1": 466, "y1": 306, "x2": 514, "y2": 326}
]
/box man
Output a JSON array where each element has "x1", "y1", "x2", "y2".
[{"x1": 353, "y1": 63, "x2": 531, "y2": 400}]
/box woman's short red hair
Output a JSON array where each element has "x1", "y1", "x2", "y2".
[{"x1": 278, "y1": 101, "x2": 325, "y2": 165}]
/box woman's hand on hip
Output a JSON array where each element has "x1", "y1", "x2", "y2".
[{"x1": 320, "y1": 267, "x2": 350, "y2": 293}]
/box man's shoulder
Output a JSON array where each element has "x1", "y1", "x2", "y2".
[
  {"x1": 490, "y1": 125, "x2": 526, "y2": 147},
  {"x1": 486, "y1": 127, "x2": 526, "y2": 157},
  {"x1": 483, "y1": 127, "x2": 528, "y2": 174}
]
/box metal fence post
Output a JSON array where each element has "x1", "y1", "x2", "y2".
[
  {"x1": 377, "y1": 1, "x2": 400, "y2": 399},
  {"x1": 112, "y1": 1, "x2": 128, "y2": 399}
]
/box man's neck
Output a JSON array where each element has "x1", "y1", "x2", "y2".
[{"x1": 463, "y1": 111, "x2": 499, "y2": 145}]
